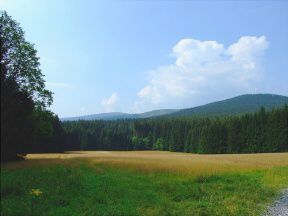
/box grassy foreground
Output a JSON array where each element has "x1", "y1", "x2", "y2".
[{"x1": 1, "y1": 151, "x2": 288, "y2": 216}]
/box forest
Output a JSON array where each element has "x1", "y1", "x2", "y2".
[{"x1": 62, "y1": 105, "x2": 288, "y2": 154}]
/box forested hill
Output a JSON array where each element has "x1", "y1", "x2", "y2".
[
  {"x1": 62, "y1": 94, "x2": 288, "y2": 121},
  {"x1": 167, "y1": 94, "x2": 288, "y2": 118}
]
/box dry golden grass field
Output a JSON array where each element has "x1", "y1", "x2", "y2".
[{"x1": 7, "y1": 151, "x2": 288, "y2": 174}]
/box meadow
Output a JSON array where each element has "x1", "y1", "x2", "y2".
[{"x1": 1, "y1": 151, "x2": 288, "y2": 216}]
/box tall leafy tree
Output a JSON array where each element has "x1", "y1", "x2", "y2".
[
  {"x1": 1, "y1": 11, "x2": 59, "y2": 161},
  {"x1": 0, "y1": 11, "x2": 52, "y2": 108}
]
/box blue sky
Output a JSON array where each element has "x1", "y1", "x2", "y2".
[{"x1": 1, "y1": 0, "x2": 288, "y2": 117}]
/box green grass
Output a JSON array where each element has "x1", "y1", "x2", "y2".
[{"x1": 1, "y1": 162, "x2": 288, "y2": 216}]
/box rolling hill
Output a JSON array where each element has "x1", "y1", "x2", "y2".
[
  {"x1": 61, "y1": 94, "x2": 288, "y2": 121},
  {"x1": 168, "y1": 94, "x2": 288, "y2": 118}
]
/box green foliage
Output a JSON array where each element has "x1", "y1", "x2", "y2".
[
  {"x1": 62, "y1": 106, "x2": 288, "y2": 154},
  {"x1": 153, "y1": 138, "x2": 164, "y2": 150},
  {"x1": 1, "y1": 76, "x2": 35, "y2": 160},
  {"x1": 1, "y1": 164, "x2": 287, "y2": 215},
  {"x1": 1, "y1": 11, "x2": 64, "y2": 161},
  {"x1": 32, "y1": 107, "x2": 54, "y2": 139},
  {"x1": 0, "y1": 11, "x2": 52, "y2": 108},
  {"x1": 29, "y1": 108, "x2": 65, "y2": 153}
]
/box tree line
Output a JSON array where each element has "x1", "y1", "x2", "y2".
[{"x1": 62, "y1": 106, "x2": 288, "y2": 154}]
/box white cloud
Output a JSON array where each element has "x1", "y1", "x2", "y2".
[
  {"x1": 101, "y1": 92, "x2": 119, "y2": 111},
  {"x1": 227, "y1": 36, "x2": 268, "y2": 62},
  {"x1": 135, "y1": 36, "x2": 269, "y2": 111}
]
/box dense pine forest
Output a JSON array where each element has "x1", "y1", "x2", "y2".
[{"x1": 62, "y1": 105, "x2": 288, "y2": 154}]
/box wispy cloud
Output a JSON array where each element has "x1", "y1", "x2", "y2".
[
  {"x1": 134, "y1": 36, "x2": 268, "y2": 111},
  {"x1": 101, "y1": 92, "x2": 119, "y2": 112}
]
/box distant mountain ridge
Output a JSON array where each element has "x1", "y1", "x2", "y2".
[
  {"x1": 61, "y1": 109, "x2": 178, "y2": 121},
  {"x1": 61, "y1": 94, "x2": 288, "y2": 121},
  {"x1": 168, "y1": 94, "x2": 288, "y2": 118}
]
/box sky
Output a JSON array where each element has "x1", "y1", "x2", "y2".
[{"x1": 1, "y1": 0, "x2": 288, "y2": 117}]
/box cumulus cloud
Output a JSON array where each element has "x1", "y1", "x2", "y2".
[
  {"x1": 101, "y1": 92, "x2": 119, "y2": 111},
  {"x1": 135, "y1": 36, "x2": 268, "y2": 110}
]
